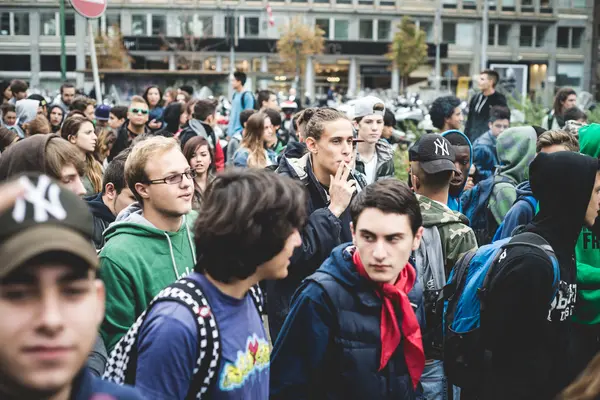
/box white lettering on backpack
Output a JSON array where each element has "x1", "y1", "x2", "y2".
[
  {"x1": 12, "y1": 176, "x2": 67, "y2": 223},
  {"x1": 547, "y1": 282, "x2": 577, "y2": 322},
  {"x1": 434, "y1": 138, "x2": 450, "y2": 156}
]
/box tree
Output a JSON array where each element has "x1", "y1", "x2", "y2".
[
  {"x1": 387, "y1": 17, "x2": 428, "y2": 93},
  {"x1": 276, "y1": 17, "x2": 325, "y2": 94},
  {"x1": 94, "y1": 26, "x2": 133, "y2": 70}
]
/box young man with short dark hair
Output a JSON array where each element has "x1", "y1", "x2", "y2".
[
  {"x1": 268, "y1": 108, "x2": 367, "y2": 340},
  {"x1": 271, "y1": 179, "x2": 426, "y2": 399},
  {"x1": 9, "y1": 79, "x2": 28, "y2": 102},
  {"x1": 109, "y1": 105, "x2": 128, "y2": 131},
  {"x1": 104, "y1": 169, "x2": 306, "y2": 399},
  {"x1": 70, "y1": 96, "x2": 95, "y2": 121},
  {"x1": 86, "y1": 150, "x2": 137, "y2": 249},
  {"x1": 430, "y1": 95, "x2": 463, "y2": 133},
  {"x1": 99, "y1": 136, "x2": 198, "y2": 351},
  {"x1": 257, "y1": 89, "x2": 278, "y2": 111},
  {"x1": 179, "y1": 99, "x2": 225, "y2": 171},
  {"x1": 353, "y1": 96, "x2": 395, "y2": 184},
  {"x1": 0, "y1": 173, "x2": 144, "y2": 400},
  {"x1": 227, "y1": 71, "x2": 255, "y2": 137},
  {"x1": 465, "y1": 69, "x2": 508, "y2": 141},
  {"x1": 108, "y1": 96, "x2": 150, "y2": 161},
  {"x1": 472, "y1": 105, "x2": 511, "y2": 181},
  {"x1": 54, "y1": 82, "x2": 76, "y2": 112}
]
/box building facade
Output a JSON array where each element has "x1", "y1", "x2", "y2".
[{"x1": 0, "y1": 0, "x2": 594, "y2": 102}]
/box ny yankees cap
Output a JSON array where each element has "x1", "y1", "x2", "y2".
[
  {"x1": 0, "y1": 174, "x2": 97, "y2": 278},
  {"x1": 409, "y1": 133, "x2": 458, "y2": 174},
  {"x1": 354, "y1": 95, "x2": 386, "y2": 119}
]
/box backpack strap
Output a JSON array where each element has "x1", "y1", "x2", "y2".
[
  {"x1": 249, "y1": 284, "x2": 265, "y2": 316},
  {"x1": 522, "y1": 195, "x2": 538, "y2": 215},
  {"x1": 103, "y1": 277, "x2": 222, "y2": 400}
]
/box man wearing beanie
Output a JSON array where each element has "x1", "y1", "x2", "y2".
[
  {"x1": 0, "y1": 174, "x2": 143, "y2": 399},
  {"x1": 479, "y1": 152, "x2": 600, "y2": 399}
]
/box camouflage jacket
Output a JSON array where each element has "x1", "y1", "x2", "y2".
[{"x1": 417, "y1": 194, "x2": 479, "y2": 276}]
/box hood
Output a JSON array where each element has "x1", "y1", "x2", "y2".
[
  {"x1": 188, "y1": 119, "x2": 215, "y2": 148},
  {"x1": 496, "y1": 126, "x2": 537, "y2": 185},
  {"x1": 85, "y1": 192, "x2": 115, "y2": 223},
  {"x1": 515, "y1": 180, "x2": 533, "y2": 201},
  {"x1": 528, "y1": 151, "x2": 599, "y2": 256},
  {"x1": 16, "y1": 99, "x2": 40, "y2": 125},
  {"x1": 318, "y1": 243, "x2": 361, "y2": 288},
  {"x1": 416, "y1": 194, "x2": 470, "y2": 228},
  {"x1": 442, "y1": 129, "x2": 473, "y2": 196},
  {"x1": 283, "y1": 141, "x2": 307, "y2": 160},
  {"x1": 578, "y1": 123, "x2": 600, "y2": 158},
  {"x1": 0, "y1": 134, "x2": 56, "y2": 180},
  {"x1": 277, "y1": 152, "x2": 311, "y2": 181},
  {"x1": 163, "y1": 103, "x2": 182, "y2": 134}
]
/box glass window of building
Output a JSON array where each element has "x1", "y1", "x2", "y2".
[
  {"x1": 573, "y1": 0, "x2": 586, "y2": 7},
  {"x1": 334, "y1": 19, "x2": 349, "y2": 40},
  {"x1": 572, "y1": 27, "x2": 584, "y2": 48},
  {"x1": 520, "y1": 25, "x2": 533, "y2": 47},
  {"x1": 106, "y1": 14, "x2": 121, "y2": 36},
  {"x1": 557, "y1": 27, "x2": 570, "y2": 48},
  {"x1": 314, "y1": 0, "x2": 329, "y2": 3},
  {"x1": 535, "y1": 26, "x2": 548, "y2": 48},
  {"x1": 291, "y1": 0, "x2": 308, "y2": 2},
  {"x1": 359, "y1": 20, "x2": 373, "y2": 40},
  {"x1": 502, "y1": 0, "x2": 515, "y2": 8},
  {"x1": 419, "y1": 21, "x2": 434, "y2": 42},
  {"x1": 225, "y1": 16, "x2": 239, "y2": 38},
  {"x1": 378, "y1": 20, "x2": 391, "y2": 41},
  {"x1": 65, "y1": 13, "x2": 75, "y2": 36},
  {"x1": 41, "y1": 13, "x2": 57, "y2": 36},
  {"x1": 488, "y1": 24, "x2": 495, "y2": 46},
  {"x1": 521, "y1": 0, "x2": 533, "y2": 6},
  {"x1": 357, "y1": 0, "x2": 373, "y2": 5},
  {"x1": 456, "y1": 23, "x2": 474, "y2": 47},
  {"x1": 132, "y1": 15, "x2": 146, "y2": 36},
  {"x1": 557, "y1": 63, "x2": 583, "y2": 91},
  {"x1": 245, "y1": 17, "x2": 260, "y2": 37},
  {"x1": 0, "y1": 13, "x2": 9, "y2": 36},
  {"x1": 316, "y1": 18, "x2": 330, "y2": 38},
  {"x1": 442, "y1": 23, "x2": 456, "y2": 44},
  {"x1": 14, "y1": 12, "x2": 29, "y2": 36},
  {"x1": 498, "y1": 24, "x2": 510, "y2": 45},
  {"x1": 152, "y1": 15, "x2": 166, "y2": 36}
]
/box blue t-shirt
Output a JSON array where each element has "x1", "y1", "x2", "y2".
[
  {"x1": 134, "y1": 272, "x2": 269, "y2": 400},
  {"x1": 227, "y1": 91, "x2": 255, "y2": 136}
]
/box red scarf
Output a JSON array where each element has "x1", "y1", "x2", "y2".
[{"x1": 353, "y1": 250, "x2": 425, "y2": 389}]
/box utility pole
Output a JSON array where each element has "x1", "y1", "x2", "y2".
[
  {"x1": 227, "y1": 7, "x2": 237, "y2": 100},
  {"x1": 60, "y1": 0, "x2": 67, "y2": 81},
  {"x1": 481, "y1": 0, "x2": 489, "y2": 71},
  {"x1": 434, "y1": 1, "x2": 442, "y2": 92}
]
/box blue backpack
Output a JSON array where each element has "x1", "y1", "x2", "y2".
[
  {"x1": 492, "y1": 195, "x2": 538, "y2": 242},
  {"x1": 460, "y1": 175, "x2": 513, "y2": 246},
  {"x1": 440, "y1": 232, "x2": 560, "y2": 391}
]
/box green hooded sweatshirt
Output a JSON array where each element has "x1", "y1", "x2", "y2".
[
  {"x1": 489, "y1": 126, "x2": 538, "y2": 224},
  {"x1": 99, "y1": 203, "x2": 198, "y2": 351},
  {"x1": 417, "y1": 194, "x2": 478, "y2": 276},
  {"x1": 573, "y1": 123, "x2": 600, "y2": 324}
]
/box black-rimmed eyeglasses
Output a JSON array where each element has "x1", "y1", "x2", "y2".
[{"x1": 144, "y1": 170, "x2": 197, "y2": 185}]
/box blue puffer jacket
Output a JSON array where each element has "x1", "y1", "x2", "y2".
[
  {"x1": 492, "y1": 180, "x2": 536, "y2": 241},
  {"x1": 472, "y1": 130, "x2": 499, "y2": 181},
  {"x1": 270, "y1": 244, "x2": 424, "y2": 400}
]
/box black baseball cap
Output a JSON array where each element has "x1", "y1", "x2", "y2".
[
  {"x1": 409, "y1": 134, "x2": 458, "y2": 174},
  {"x1": 0, "y1": 174, "x2": 97, "y2": 278}
]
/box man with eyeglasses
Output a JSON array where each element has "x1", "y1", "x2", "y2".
[
  {"x1": 472, "y1": 105, "x2": 511, "y2": 182},
  {"x1": 108, "y1": 96, "x2": 150, "y2": 162},
  {"x1": 99, "y1": 136, "x2": 198, "y2": 352}
]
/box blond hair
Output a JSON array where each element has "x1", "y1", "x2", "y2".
[
  {"x1": 241, "y1": 112, "x2": 268, "y2": 168},
  {"x1": 125, "y1": 135, "x2": 179, "y2": 203},
  {"x1": 536, "y1": 129, "x2": 579, "y2": 153}
]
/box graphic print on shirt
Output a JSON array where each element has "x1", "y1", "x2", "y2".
[
  {"x1": 219, "y1": 334, "x2": 270, "y2": 391},
  {"x1": 547, "y1": 281, "x2": 577, "y2": 322}
]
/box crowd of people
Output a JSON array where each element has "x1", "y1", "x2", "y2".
[{"x1": 1, "y1": 68, "x2": 600, "y2": 400}]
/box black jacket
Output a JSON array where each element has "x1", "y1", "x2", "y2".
[
  {"x1": 266, "y1": 153, "x2": 366, "y2": 341},
  {"x1": 271, "y1": 244, "x2": 424, "y2": 399},
  {"x1": 179, "y1": 119, "x2": 217, "y2": 151},
  {"x1": 465, "y1": 91, "x2": 507, "y2": 142},
  {"x1": 482, "y1": 151, "x2": 599, "y2": 400},
  {"x1": 108, "y1": 121, "x2": 149, "y2": 162},
  {"x1": 85, "y1": 192, "x2": 115, "y2": 250}
]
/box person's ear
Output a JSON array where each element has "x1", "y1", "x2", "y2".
[
  {"x1": 305, "y1": 137, "x2": 318, "y2": 154},
  {"x1": 104, "y1": 182, "x2": 117, "y2": 201},
  {"x1": 412, "y1": 226, "x2": 424, "y2": 251},
  {"x1": 68, "y1": 135, "x2": 77, "y2": 145},
  {"x1": 489, "y1": 121, "x2": 493, "y2": 130},
  {"x1": 134, "y1": 183, "x2": 151, "y2": 200}
]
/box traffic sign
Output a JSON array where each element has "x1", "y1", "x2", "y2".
[{"x1": 69, "y1": 0, "x2": 107, "y2": 19}]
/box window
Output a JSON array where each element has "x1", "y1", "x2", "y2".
[
  {"x1": 572, "y1": 27, "x2": 584, "y2": 48},
  {"x1": 442, "y1": 23, "x2": 456, "y2": 44},
  {"x1": 419, "y1": 21, "x2": 434, "y2": 42},
  {"x1": 106, "y1": 14, "x2": 121, "y2": 36},
  {"x1": 498, "y1": 24, "x2": 510, "y2": 45},
  {"x1": 443, "y1": 0, "x2": 458, "y2": 8},
  {"x1": 291, "y1": 0, "x2": 308, "y2": 2},
  {"x1": 488, "y1": 24, "x2": 495, "y2": 46},
  {"x1": 521, "y1": 0, "x2": 534, "y2": 9},
  {"x1": 557, "y1": 27, "x2": 584, "y2": 49},
  {"x1": 557, "y1": 63, "x2": 583, "y2": 91},
  {"x1": 0, "y1": 13, "x2": 9, "y2": 36},
  {"x1": 462, "y1": 0, "x2": 476, "y2": 10},
  {"x1": 41, "y1": 13, "x2": 57, "y2": 36},
  {"x1": 314, "y1": 0, "x2": 329, "y2": 3},
  {"x1": 179, "y1": 15, "x2": 212, "y2": 37},
  {"x1": 456, "y1": 23, "x2": 474, "y2": 47},
  {"x1": 502, "y1": 0, "x2": 515, "y2": 9},
  {"x1": 65, "y1": 14, "x2": 75, "y2": 36},
  {"x1": 334, "y1": 19, "x2": 349, "y2": 40},
  {"x1": 132, "y1": 15, "x2": 146, "y2": 36},
  {"x1": 357, "y1": 0, "x2": 373, "y2": 5},
  {"x1": 152, "y1": 15, "x2": 166, "y2": 36},
  {"x1": 244, "y1": 17, "x2": 259, "y2": 37},
  {"x1": 557, "y1": 27, "x2": 569, "y2": 47},
  {"x1": 316, "y1": 18, "x2": 330, "y2": 38},
  {"x1": 225, "y1": 16, "x2": 239, "y2": 38},
  {"x1": 520, "y1": 25, "x2": 533, "y2": 47},
  {"x1": 359, "y1": 20, "x2": 373, "y2": 40},
  {"x1": 14, "y1": 12, "x2": 29, "y2": 36},
  {"x1": 573, "y1": 0, "x2": 586, "y2": 7},
  {"x1": 378, "y1": 20, "x2": 391, "y2": 41},
  {"x1": 535, "y1": 26, "x2": 548, "y2": 47},
  {"x1": 337, "y1": 0, "x2": 352, "y2": 4}
]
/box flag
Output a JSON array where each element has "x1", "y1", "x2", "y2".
[{"x1": 266, "y1": 3, "x2": 275, "y2": 27}]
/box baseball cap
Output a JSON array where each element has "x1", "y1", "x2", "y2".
[
  {"x1": 0, "y1": 174, "x2": 97, "y2": 279},
  {"x1": 28, "y1": 94, "x2": 48, "y2": 108},
  {"x1": 354, "y1": 96, "x2": 386, "y2": 119},
  {"x1": 95, "y1": 104, "x2": 111, "y2": 121},
  {"x1": 409, "y1": 134, "x2": 458, "y2": 174}
]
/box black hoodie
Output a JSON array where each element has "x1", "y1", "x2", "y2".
[
  {"x1": 85, "y1": 192, "x2": 116, "y2": 249},
  {"x1": 483, "y1": 152, "x2": 599, "y2": 400}
]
